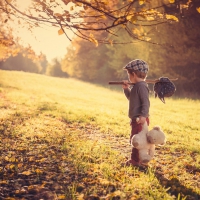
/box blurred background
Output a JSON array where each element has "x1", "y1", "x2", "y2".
[{"x1": 0, "y1": 0, "x2": 200, "y2": 97}]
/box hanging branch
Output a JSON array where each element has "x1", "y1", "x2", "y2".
[{"x1": 2, "y1": 0, "x2": 184, "y2": 44}]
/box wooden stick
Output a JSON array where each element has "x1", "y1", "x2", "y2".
[
  {"x1": 109, "y1": 81, "x2": 134, "y2": 85},
  {"x1": 108, "y1": 78, "x2": 178, "y2": 85}
]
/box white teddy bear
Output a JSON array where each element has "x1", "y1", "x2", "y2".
[{"x1": 131, "y1": 121, "x2": 166, "y2": 164}]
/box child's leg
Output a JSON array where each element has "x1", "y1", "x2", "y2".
[
  {"x1": 130, "y1": 120, "x2": 142, "y2": 163},
  {"x1": 130, "y1": 118, "x2": 149, "y2": 163}
]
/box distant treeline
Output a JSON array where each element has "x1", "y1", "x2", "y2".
[
  {"x1": 1, "y1": 52, "x2": 199, "y2": 98},
  {"x1": 0, "y1": 53, "x2": 68, "y2": 78}
]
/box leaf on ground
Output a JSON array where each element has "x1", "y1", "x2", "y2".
[{"x1": 21, "y1": 170, "x2": 32, "y2": 175}]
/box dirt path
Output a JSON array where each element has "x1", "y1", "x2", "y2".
[{"x1": 79, "y1": 124, "x2": 131, "y2": 157}]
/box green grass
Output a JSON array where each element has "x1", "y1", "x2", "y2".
[{"x1": 0, "y1": 70, "x2": 200, "y2": 200}]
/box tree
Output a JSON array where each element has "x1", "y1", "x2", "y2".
[
  {"x1": 60, "y1": 0, "x2": 115, "y2": 81},
  {"x1": 0, "y1": 1, "x2": 45, "y2": 62},
  {"x1": 61, "y1": 0, "x2": 200, "y2": 96},
  {"x1": 0, "y1": 42, "x2": 48, "y2": 73},
  {"x1": 61, "y1": 39, "x2": 117, "y2": 82},
  {"x1": 1, "y1": 0, "x2": 198, "y2": 46},
  {"x1": 0, "y1": 9, "x2": 19, "y2": 61},
  {"x1": 40, "y1": 55, "x2": 48, "y2": 74},
  {"x1": 0, "y1": 53, "x2": 41, "y2": 73},
  {"x1": 46, "y1": 58, "x2": 68, "y2": 77}
]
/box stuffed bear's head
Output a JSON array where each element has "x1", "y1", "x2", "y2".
[{"x1": 147, "y1": 126, "x2": 166, "y2": 145}]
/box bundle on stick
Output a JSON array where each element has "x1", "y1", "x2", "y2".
[
  {"x1": 108, "y1": 77, "x2": 178, "y2": 103},
  {"x1": 109, "y1": 78, "x2": 178, "y2": 85}
]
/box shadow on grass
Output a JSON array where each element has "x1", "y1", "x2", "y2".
[
  {"x1": 154, "y1": 167, "x2": 200, "y2": 200},
  {"x1": 0, "y1": 113, "x2": 74, "y2": 199},
  {"x1": 185, "y1": 164, "x2": 200, "y2": 174}
]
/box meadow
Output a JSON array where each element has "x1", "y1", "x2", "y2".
[{"x1": 0, "y1": 70, "x2": 200, "y2": 200}]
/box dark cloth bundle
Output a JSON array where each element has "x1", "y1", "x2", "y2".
[{"x1": 153, "y1": 77, "x2": 176, "y2": 103}]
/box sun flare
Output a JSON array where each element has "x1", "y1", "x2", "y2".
[{"x1": 16, "y1": 0, "x2": 32, "y2": 10}]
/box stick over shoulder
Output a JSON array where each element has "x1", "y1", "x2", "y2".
[{"x1": 108, "y1": 78, "x2": 178, "y2": 85}]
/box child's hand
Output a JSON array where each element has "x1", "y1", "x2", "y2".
[
  {"x1": 122, "y1": 80, "x2": 129, "y2": 89},
  {"x1": 137, "y1": 116, "x2": 146, "y2": 124}
]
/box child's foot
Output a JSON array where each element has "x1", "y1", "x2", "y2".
[
  {"x1": 124, "y1": 159, "x2": 140, "y2": 167},
  {"x1": 140, "y1": 161, "x2": 149, "y2": 166}
]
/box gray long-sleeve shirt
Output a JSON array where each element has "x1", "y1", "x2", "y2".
[{"x1": 123, "y1": 81, "x2": 150, "y2": 119}]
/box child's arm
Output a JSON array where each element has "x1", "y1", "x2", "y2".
[
  {"x1": 137, "y1": 85, "x2": 150, "y2": 124},
  {"x1": 122, "y1": 80, "x2": 131, "y2": 100}
]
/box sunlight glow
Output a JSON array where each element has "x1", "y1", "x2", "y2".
[
  {"x1": 16, "y1": 0, "x2": 32, "y2": 10},
  {"x1": 11, "y1": 0, "x2": 73, "y2": 61}
]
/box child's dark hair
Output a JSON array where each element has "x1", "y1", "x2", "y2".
[{"x1": 127, "y1": 69, "x2": 147, "y2": 79}]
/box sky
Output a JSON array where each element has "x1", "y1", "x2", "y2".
[
  {"x1": 12, "y1": 0, "x2": 74, "y2": 62},
  {"x1": 15, "y1": 25, "x2": 73, "y2": 62}
]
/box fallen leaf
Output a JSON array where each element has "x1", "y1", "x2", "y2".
[{"x1": 21, "y1": 170, "x2": 32, "y2": 175}]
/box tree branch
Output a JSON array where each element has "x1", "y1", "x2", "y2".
[{"x1": 2, "y1": 0, "x2": 182, "y2": 45}]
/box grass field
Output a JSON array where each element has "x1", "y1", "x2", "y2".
[{"x1": 0, "y1": 70, "x2": 200, "y2": 200}]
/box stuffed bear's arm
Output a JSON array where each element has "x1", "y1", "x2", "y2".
[{"x1": 131, "y1": 134, "x2": 148, "y2": 149}]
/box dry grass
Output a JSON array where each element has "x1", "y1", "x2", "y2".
[{"x1": 0, "y1": 70, "x2": 200, "y2": 200}]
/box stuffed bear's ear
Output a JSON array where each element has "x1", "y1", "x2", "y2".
[
  {"x1": 159, "y1": 140, "x2": 166, "y2": 146},
  {"x1": 153, "y1": 126, "x2": 160, "y2": 131}
]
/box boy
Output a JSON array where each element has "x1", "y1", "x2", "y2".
[{"x1": 122, "y1": 59, "x2": 150, "y2": 167}]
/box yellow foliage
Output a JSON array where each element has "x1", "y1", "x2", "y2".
[
  {"x1": 35, "y1": 169, "x2": 42, "y2": 174},
  {"x1": 146, "y1": 16, "x2": 154, "y2": 21},
  {"x1": 18, "y1": 163, "x2": 23, "y2": 168},
  {"x1": 169, "y1": 0, "x2": 175, "y2": 3},
  {"x1": 21, "y1": 171, "x2": 32, "y2": 175},
  {"x1": 77, "y1": 194, "x2": 84, "y2": 200},
  {"x1": 197, "y1": 7, "x2": 200, "y2": 13},
  {"x1": 58, "y1": 195, "x2": 67, "y2": 199},
  {"x1": 0, "y1": 45, "x2": 7, "y2": 61},
  {"x1": 144, "y1": 37, "x2": 151, "y2": 41},
  {"x1": 100, "y1": 15, "x2": 107, "y2": 20},
  {"x1": 131, "y1": 16, "x2": 137, "y2": 23},
  {"x1": 98, "y1": 178, "x2": 110, "y2": 185},
  {"x1": 89, "y1": 33, "x2": 98, "y2": 47},
  {"x1": 9, "y1": 164, "x2": 15, "y2": 170},
  {"x1": 75, "y1": 2, "x2": 82, "y2": 7},
  {"x1": 54, "y1": 13, "x2": 62, "y2": 17},
  {"x1": 109, "y1": 40, "x2": 113, "y2": 46},
  {"x1": 165, "y1": 14, "x2": 179, "y2": 22},
  {"x1": 114, "y1": 17, "x2": 125, "y2": 26},
  {"x1": 139, "y1": 0, "x2": 145, "y2": 5},
  {"x1": 105, "y1": 190, "x2": 123, "y2": 199},
  {"x1": 63, "y1": 0, "x2": 70, "y2": 5},
  {"x1": 58, "y1": 28, "x2": 64, "y2": 35},
  {"x1": 132, "y1": 28, "x2": 141, "y2": 36},
  {"x1": 126, "y1": 15, "x2": 132, "y2": 21},
  {"x1": 0, "y1": 180, "x2": 8, "y2": 184}
]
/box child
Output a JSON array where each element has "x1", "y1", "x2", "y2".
[{"x1": 122, "y1": 59, "x2": 150, "y2": 167}]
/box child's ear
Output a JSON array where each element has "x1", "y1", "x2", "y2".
[{"x1": 128, "y1": 70, "x2": 132, "y2": 74}]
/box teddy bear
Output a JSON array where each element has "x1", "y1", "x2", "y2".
[{"x1": 131, "y1": 121, "x2": 166, "y2": 164}]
